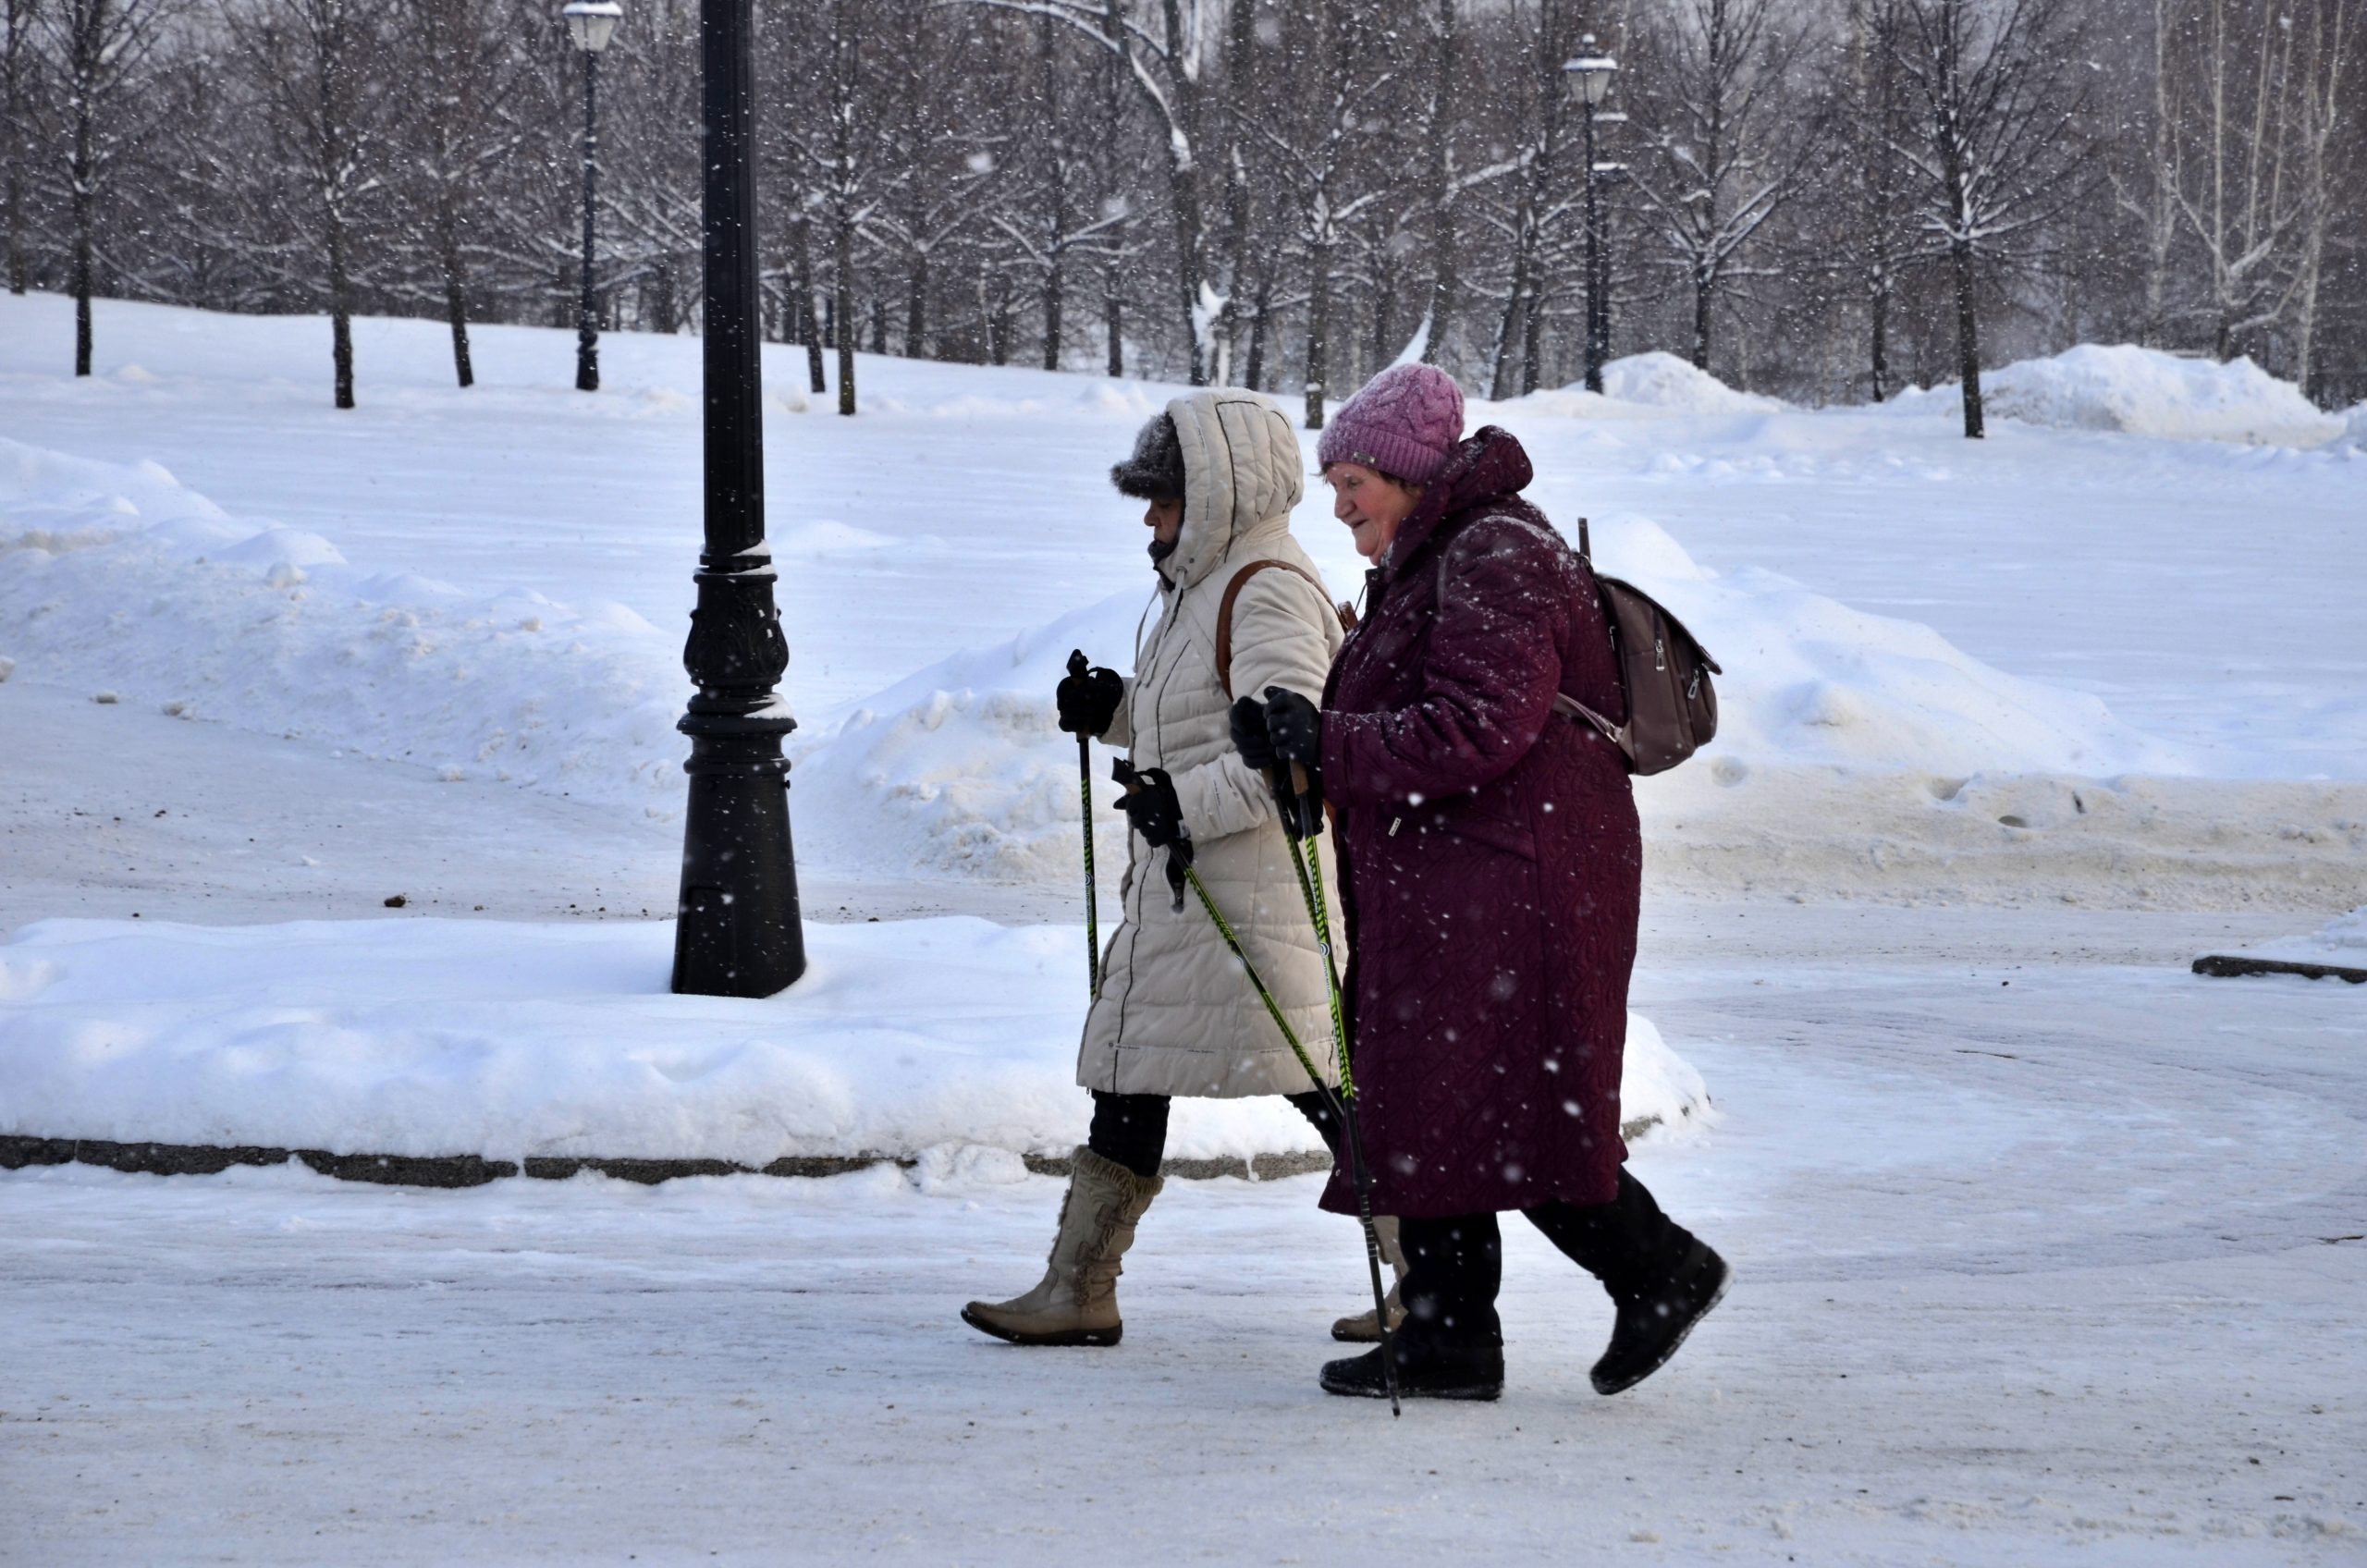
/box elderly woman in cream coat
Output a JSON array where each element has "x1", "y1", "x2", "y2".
[{"x1": 963, "y1": 389, "x2": 1370, "y2": 1348}]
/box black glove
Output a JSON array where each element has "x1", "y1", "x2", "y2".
[
  {"x1": 1262, "y1": 687, "x2": 1325, "y2": 838},
  {"x1": 1228, "y1": 694, "x2": 1277, "y2": 771},
  {"x1": 1057, "y1": 652, "x2": 1124, "y2": 737},
  {"x1": 1262, "y1": 687, "x2": 1323, "y2": 769},
  {"x1": 1115, "y1": 763, "x2": 1187, "y2": 849}
]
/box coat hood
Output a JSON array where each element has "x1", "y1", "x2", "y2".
[
  {"x1": 1162, "y1": 390, "x2": 1306, "y2": 592},
  {"x1": 1382, "y1": 424, "x2": 1535, "y2": 579}
]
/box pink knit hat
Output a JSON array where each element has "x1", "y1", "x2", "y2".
[{"x1": 1318, "y1": 363, "x2": 1466, "y2": 484}]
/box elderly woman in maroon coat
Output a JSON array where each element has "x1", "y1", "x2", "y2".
[{"x1": 1232, "y1": 363, "x2": 1728, "y2": 1403}]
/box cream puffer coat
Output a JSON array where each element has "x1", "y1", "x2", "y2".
[{"x1": 1077, "y1": 391, "x2": 1347, "y2": 1099}]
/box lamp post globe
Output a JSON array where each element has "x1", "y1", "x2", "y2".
[
  {"x1": 563, "y1": 0, "x2": 621, "y2": 393},
  {"x1": 1562, "y1": 34, "x2": 1619, "y2": 393}
]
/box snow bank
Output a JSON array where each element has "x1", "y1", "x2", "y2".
[
  {"x1": 2339, "y1": 401, "x2": 2367, "y2": 455},
  {"x1": 1587, "y1": 516, "x2": 2187, "y2": 778},
  {"x1": 787, "y1": 590, "x2": 1151, "y2": 883},
  {"x1": 2233, "y1": 905, "x2": 2367, "y2": 968},
  {"x1": 1499, "y1": 352, "x2": 1784, "y2": 421},
  {"x1": 787, "y1": 516, "x2": 2182, "y2": 887},
  {"x1": 0, "y1": 916, "x2": 1711, "y2": 1166},
  {"x1": 1902, "y1": 345, "x2": 2340, "y2": 446},
  {"x1": 0, "y1": 437, "x2": 687, "y2": 815}
]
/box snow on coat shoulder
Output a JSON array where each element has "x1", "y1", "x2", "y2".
[{"x1": 1076, "y1": 390, "x2": 1348, "y2": 1100}]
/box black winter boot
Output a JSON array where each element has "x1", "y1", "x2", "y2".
[
  {"x1": 1319, "y1": 1339, "x2": 1504, "y2": 1402},
  {"x1": 1588, "y1": 1236, "x2": 1730, "y2": 1395},
  {"x1": 1320, "y1": 1212, "x2": 1506, "y2": 1401},
  {"x1": 1526, "y1": 1171, "x2": 1730, "y2": 1396}
]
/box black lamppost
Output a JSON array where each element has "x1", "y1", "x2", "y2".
[
  {"x1": 1564, "y1": 35, "x2": 1619, "y2": 394},
  {"x1": 562, "y1": 0, "x2": 621, "y2": 393},
  {"x1": 671, "y1": 0, "x2": 805, "y2": 997}
]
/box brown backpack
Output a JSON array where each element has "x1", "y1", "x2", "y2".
[{"x1": 1553, "y1": 519, "x2": 1722, "y2": 776}]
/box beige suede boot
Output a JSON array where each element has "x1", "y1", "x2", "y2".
[
  {"x1": 961, "y1": 1147, "x2": 1163, "y2": 1347},
  {"x1": 1330, "y1": 1215, "x2": 1409, "y2": 1342}
]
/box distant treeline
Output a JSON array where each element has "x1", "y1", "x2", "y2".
[{"x1": 4, "y1": 0, "x2": 2360, "y2": 419}]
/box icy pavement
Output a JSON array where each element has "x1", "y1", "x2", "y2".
[{"x1": 5, "y1": 929, "x2": 2361, "y2": 1566}]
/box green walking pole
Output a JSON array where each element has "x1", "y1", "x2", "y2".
[
  {"x1": 1285, "y1": 759, "x2": 1400, "y2": 1417},
  {"x1": 1067, "y1": 650, "x2": 1100, "y2": 999}
]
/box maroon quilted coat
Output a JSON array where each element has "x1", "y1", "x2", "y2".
[{"x1": 1317, "y1": 426, "x2": 1639, "y2": 1219}]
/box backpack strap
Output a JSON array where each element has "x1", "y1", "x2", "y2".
[
  {"x1": 1215, "y1": 557, "x2": 1329, "y2": 699},
  {"x1": 1553, "y1": 692, "x2": 1634, "y2": 763}
]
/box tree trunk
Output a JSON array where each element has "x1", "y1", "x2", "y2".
[
  {"x1": 1420, "y1": 0, "x2": 1459, "y2": 366},
  {"x1": 1158, "y1": 0, "x2": 1206, "y2": 384},
  {"x1": 1305, "y1": 239, "x2": 1331, "y2": 429},
  {"x1": 1042, "y1": 252, "x2": 1062, "y2": 372},
  {"x1": 1490, "y1": 239, "x2": 1529, "y2": 399},
  {"x1": 835, "y1": 209, "x2": 856, "y2": 415},
  {"x1": 328, "y1": 201, "x2": 355, "y2": 409},
  {"x1": 1103, "y1": 267, "x2": 1122, "y2": 377},
  {"x1": 1244, "y1": 261, "x2": 1273, "y2": 391},
  {"x1": 1949, "y1": 238, "x2": 1982, "y2": 439},
  {"x1": 438, "y1": 202, "x2": 473, "y2": 388},
  {"x1": 792, "y1": 213, "x2": 827, "y2": 393},
  {"x1": 1692, "y1": 267, "x2": 1713, "y2": 372},
  {"x1": 3, "y1": 0, "x2": 23, "y2": 297},
  {"x1": 71, "y1": 92, "x2": 93, "y2": 376},
  {"x1": 906, "y1": 254, "x2": 927, "y2": 357},
  {"x1": 1869, "y1": 266, "x2": 1889, "y2": 402}
]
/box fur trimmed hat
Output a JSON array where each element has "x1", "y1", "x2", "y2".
[
  {"x1": 1110, "y1": 411, "x2": 1186, "y2": 501},
  {"x1": 1317, "y1": 363, "x2": 1465, "y2": 485}
]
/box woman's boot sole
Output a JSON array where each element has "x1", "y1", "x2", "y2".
[
  {"x1": 1318, "y1": 1370, "x2": 1502, "y2": 1402},
  {"x1": 959, "y1": 1305, "x2": 1122, "y2": 1347}
]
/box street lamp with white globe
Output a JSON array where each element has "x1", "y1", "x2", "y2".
[
  {"x1": 1562, "y1": 34, "x2": 1619, "y2": 393},
  {"x1": 562, "y1": 0, "x2": 622, "y2": 393}
]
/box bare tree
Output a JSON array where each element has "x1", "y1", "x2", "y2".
[
  {"x1": 993, "y1": 8, "x2": 1129, "y2": 371},
  {"x1": 46, "y1": 0, "x2": 168, "y2": 373},
  {"x1": 4, "y1": 0, "x2": 36, "y2": 293},
  {"x1": 2165, "y1": 0, "x2": 2312, "y2": 361},
  {"x1": 1250, "y1": 0, "x2": 1392, "y2": 426},
  {"x1": 1626, "y1": 0, "x2": 1823, "y2": 373},
  {"x1": 227, "y1": 0, "x2": 385, "y2": 407},
  {"x1": 393, "y1": 0, "x2": 524, "y2": 386},
  {"x1": 1839, "y1": 0, "x2": 1914, "y2": 398},
  {"x1": 962, "y1": 0, "x2": 1228, "y2": 384},
  {"x1": 2288, "y1": 0, "x2": 2356, "y2": 398},
  {"x1": 1885, "y1": 0, "x2": 2092, "y2": 437}
]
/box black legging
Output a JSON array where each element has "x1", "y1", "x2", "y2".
[
  {"x1": 1087, "y1": 1088, "x2": 1343, "y2": 1179},
  {"x1": 1395, "y1": 1170, "x2": 1688, "y2": 1347}
]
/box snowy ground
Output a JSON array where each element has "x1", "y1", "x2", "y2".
[
  {"x1": 4, "y1": 296, "x2": 2364, "y2": 1562},
  {"x1": 6, "y1": 905, "x2": 2362, "y2": 1565}
]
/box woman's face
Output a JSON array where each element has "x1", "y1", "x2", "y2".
[
  {"x1": 1326, "y1": 462, "x2": 1421, "y2": 561},
  {"x1": 1144, "y1": 496, "x2": 1184, "y2": 546}
]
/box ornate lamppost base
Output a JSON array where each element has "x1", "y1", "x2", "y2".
[{"x1": 672, "y1": 710, "x2": 804, "y2": 996}]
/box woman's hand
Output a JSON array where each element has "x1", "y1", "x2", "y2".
[
  {"x1": 1262, "y1": 688, "x2": 1323, "y2": 770},
  {"x1": 1115, "y1": 765, "x2": 1186, "y2": 848},
  {"x1": 1057, "y1": 653, "x2": 1124, "y2": 737},
  {"x1": 1228, "y1": 694, "x2": 1278, "y2": 770},
  {"x1": 1262, "y1": 688, "x2": 1325, "y2": 836}
]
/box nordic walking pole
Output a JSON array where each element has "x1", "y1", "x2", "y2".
[
  {"x1": 1068, "y1": 650, "x2": 1100, "y2": 999},
  {"x1": 1285, "y1": 759, "x2": 1400, "y2": 1418}
]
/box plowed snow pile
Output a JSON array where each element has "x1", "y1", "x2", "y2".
[
  {"x1": 1914, "y1": 344, "x2": 2341, "y2": 445},
  {"x1": 0, "y1": 915, "x2": 1710, "y2": 1165},
  {"x1": 0, "y1": 438, "x2": 688, "y2": 815},
  {"x1": 1496, "y1": 351, "x2": 1784, "y2": 420}
]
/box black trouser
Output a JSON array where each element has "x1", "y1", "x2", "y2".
[
  {"x1": 1087, "y1": 1088, "x2": 1344, "y2": 1180},
  {"x1": 1396, "y1": 1170, "x2": 1688, "y2": 1349}
]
